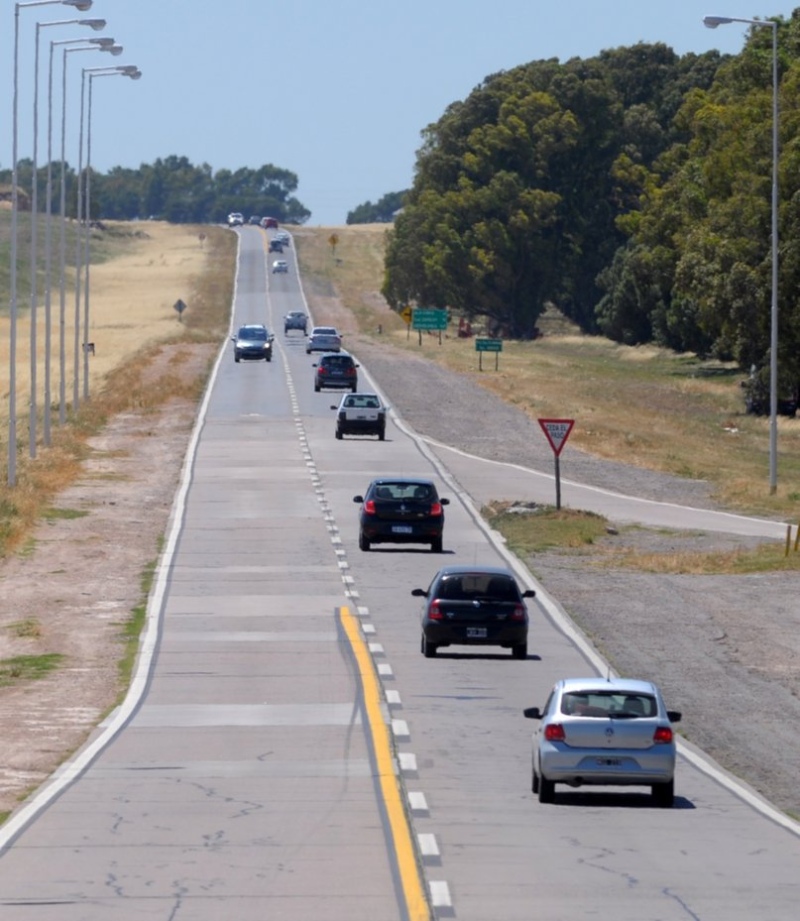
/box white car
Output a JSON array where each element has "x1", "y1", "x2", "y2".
[
  {"x1": 524, "y1": 677, "x2": 682, "y2": 806},
  {"x1": 331, "y1": 392, "x2": 387, "y2": 440},
  {"x1": 272, "y1": 260, "x2": 289, "y2": 274},
  {"x1": 227, "y1": 212, "x2": 244, "y2": 227}
]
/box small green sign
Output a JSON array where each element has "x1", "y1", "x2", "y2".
[
  {"x1": 413, "y1": 308, "x2": 448, "y2": 331},
  {"x1": 475, "y1": 338, "x2": 502, "y2": 352}
]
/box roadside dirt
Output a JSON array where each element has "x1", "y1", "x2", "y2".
[{"x1": 1, "y1": 291, "x2": 799, "y2": 827}]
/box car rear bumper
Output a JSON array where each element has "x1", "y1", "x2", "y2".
[
  {"x1": 338, "y1": 421, "x2": 384, "y2": 435},
  {"x1": 538, "y1": 744, "x2": 675, "y2": 785},
  {"x1": 424, "y1": 622, "x2": 527, "y2": 648}
]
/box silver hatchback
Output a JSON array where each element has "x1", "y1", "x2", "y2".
[{"x1": 523, "y1": 677, "x2": 682, "y2": 806}]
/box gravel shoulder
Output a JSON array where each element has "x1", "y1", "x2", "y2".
[{"x1": 1, "y1": 312, "x2": 799, "y2": 826}]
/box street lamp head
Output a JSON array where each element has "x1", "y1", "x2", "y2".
[
  {"x1": 63, "y1": 1, "x2": 93, "y2": 10},
  {"x1": 703, "y1": 16, "x2": 733, "y2": 29},
  {"x1": 79, "y1": 17, "x2": 105, "y2": 30},
  {"x1": 92, "y1": 37, "x2": 116, "y2": 48}
]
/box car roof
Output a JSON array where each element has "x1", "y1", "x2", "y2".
[
  {"x1": 237, "y1": 323, "x2": 267, "y2": 331},
  {"x1": 429, "y1": 564, "x2": 515, "y2": 579},
  {"x1": 555, "y1": 677, "x2": 659, "y2": 696},
  {"x1": 340, "y1": 391, "x2": 380, "y2": 401}
]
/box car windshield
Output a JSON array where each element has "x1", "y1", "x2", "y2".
[
  {"x1": 373, "y1": 482, "x2": 434, "y2": 501},
  {"x1": 560, "y1": 691, "x2": 656, "y2": 718},
  {"x1": 436, "y1": 573, "x2": 518, "y2": 601},
  {"x1": 239, "y1": 328, "x2": 267, "y2": 340},
  {"x1": 344, "y1": 395, "x2": 379, "y2": 408}
]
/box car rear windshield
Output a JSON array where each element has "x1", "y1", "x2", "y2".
[
  {"x1": 323, "y1": 356, "x2": 353, "y2": 368},
  {"x1": 561, "y1": 691, "x2": 656, "y2": 718},
  {"x1": 373, "y1": 482, "x2": 435, "y2": 501},
  {"x1": 345, "y1": 396, "x2": 380, "y2": 408},
  {"x1": 436, "y1": 573, "x2": 519, "y2": 601}
]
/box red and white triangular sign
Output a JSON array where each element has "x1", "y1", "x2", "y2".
[{"x1": 538, "y1": 418, "x2": 574, "y2": 457}]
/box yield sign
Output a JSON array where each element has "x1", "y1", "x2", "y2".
[{"x1": 538, "y1": 418, "x2": 574, "y2": 457}]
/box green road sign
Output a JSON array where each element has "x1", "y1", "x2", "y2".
[
  {"x1": 475, "y1": 338, "x2": 502, "y2": 352},
  {"x1": 412, "y1": 308, "x2": 448, "y2": 330}
]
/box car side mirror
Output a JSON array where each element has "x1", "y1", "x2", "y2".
[
  {"x1": 523, "y1": 707, "x2": 543, "y2": 720},
  {"x1": 522, "y1": 589, "x2": 536, "y2": 598},
  {"x1": 440, "y1": 497, "x2": 450, "y2": 506},
  {"x1": 312, "y1": 363, "x2": 318, "y2": 367},
  {"x1": 411, "y1": 588, "x2": 427, "y2": 597},
  {"x1": 331, "y1": 405, "x2": 338, "y2": 411},
  {"x1": 667, "y1": 710, "x2": 682, "y2": 723},
  {"x1": 353, "y1": 495, "x2": 364, "y2": 504}
]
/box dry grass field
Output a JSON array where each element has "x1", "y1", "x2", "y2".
[
  {"x1": 0, "y1": 218, "x2": 233, "y2": 554},
  {"x1": 293, "y1": 224, "x2": 800, "y2": 520}
]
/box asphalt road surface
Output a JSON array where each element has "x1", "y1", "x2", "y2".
[{"x1": 1, "y1": 228, "x2": 798, "y2": 921}]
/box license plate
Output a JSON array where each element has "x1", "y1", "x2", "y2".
[
  {"x1": 596, "y1": 757, "x2": 622, "y2": 766},
  {"x1": 466, "y1": 627, "x2": 487, "y2": 638},
  {"x1": 392, "y1": 525, "x2": 413, "y2": 534}
]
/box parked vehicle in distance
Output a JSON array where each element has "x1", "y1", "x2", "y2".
[
  {"x1": 272, "y1": 260, "x2": 289, "y2": 274},
  {"x1": 332, "y1": 392, "x2": 387, "y2": 440},
  {"x1": 313, "y1": 352, "x2": 359, "y2": 392},
  {"x1": 231, "y1": 323, "x2": 274, "y2": 362},
  {"x1": 284, "y1": 310, "x2": 308, "y2": 334},
  {"x1": 306, "y1": 326, "x2": 342, "y2": 353},
  {"x1": 261, "y1": 216, "x2": 279, "y2": 229},
  {"x1": 413, "y1": 565, "x2": 534, "y2": 659},
  {"x1": 227, "y1": 212, "x2": 244, "y2": 227},
  {"x1": 523, "y1": 677, "x2": 682, "y2": 806},
  {"x1": 269, "y1": 239, "x2": 284, "y2": 253},
  {"x1": 353, "y1": 477, "x2": 449, "y2": 552},
  {"x1": 248, "y1": 215, "x2": 261, "y2": 225}
]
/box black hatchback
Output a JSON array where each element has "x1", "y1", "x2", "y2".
[
  {"x1": 314, "y1": 352, "x2": 359, "y2": 392},
  {"x1": 412, "y1": 565, "x2": 536, "y2": 659},
  {"x1": 353, "y1": 478, "x2": 449, "y2": 552}
]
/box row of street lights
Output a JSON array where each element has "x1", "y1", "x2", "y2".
[{"x1": 7, "y1": 0, "x2": 141, "y2": 485}]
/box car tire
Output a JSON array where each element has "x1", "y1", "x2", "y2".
[
  {"x1": 538, "y1": 775, "x2": 555, "y2": 804},
  {"x1": 234, "y1": 355, "x2": 240, "y2": 363},
  {"x1": 532, "y1": 766, "x2": 540, "y2": 794},
  {"x1": 359, "y1": 531, "x2": 371, "y2": 552},
  {"x1": 335, "y1": 428, "x2": 343, "y2": 440},
  {"x1": 378, "y1": 429, "x2": 385, "y2": 441},
  {"x1": 431, "y1": 536, "x2": 443, "y2": 553},
  {"x1": 512, "y1": 641, "x2": 528, "y2": 660},
  {"x1": 314, "y1": 383, "x2": 321, "y2": 392},
  {"x1": 652, "y1": 779, "x2": 675, "y2": 808},
  {"x1": 266, "y1": 355, "x2": 272, "y2": 362},
  {"x1": 421, "y1": 634, "x2": 437, "y2": 658}
]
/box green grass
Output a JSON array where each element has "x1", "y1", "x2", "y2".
[
  {"x1": 42, "y1": 507, "x2": 89, "y2": 521},
  {"x1": 0, "y1": 653, "x2": 64, "y2": 687}
]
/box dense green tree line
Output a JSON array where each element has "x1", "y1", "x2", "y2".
[
  {"x1": 347, "y1": 190, "x2": 408, "y2": 224},
  {"x1": 383, "y1": 12, "x2": 800, "y2": 393},
  {"x1": 0, "y1": 155, "x2": 310, "y2": 225}
]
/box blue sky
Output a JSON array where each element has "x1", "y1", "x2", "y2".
[{"x1": 3, "y1": 1, "x2": 797, "y2": 225}]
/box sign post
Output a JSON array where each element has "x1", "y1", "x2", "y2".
[
  {"x1": 538, "y1": 418, "x2": 575, "y2": 509},
  {"x1": 475, "y1": 338, "x2": 502, "y2": 371}
]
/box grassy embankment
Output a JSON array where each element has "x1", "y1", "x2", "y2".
[{"x1": 293, "y1": 224, "x2": 800, "y2": 574}]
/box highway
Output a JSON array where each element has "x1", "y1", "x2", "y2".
[{"x1": 0, "y1": 226, "x2": 798, "y2": 920}]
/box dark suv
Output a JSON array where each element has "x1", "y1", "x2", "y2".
[
  {"x1": 232, "y1": 324, "x2": 273, "y2": 362},
  {"x1": 313, "y1": 352, "x2": 359, "y2": 392},
  {"x1": 284, "y1": 310, "x2": 308, "y2": 334}
]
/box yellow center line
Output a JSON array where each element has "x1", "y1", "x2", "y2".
[{"x1": 338, "y1": 605, "x2": 431, "y2": 921}]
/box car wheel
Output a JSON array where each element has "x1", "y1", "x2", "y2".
[
  {"x1": 314, "y1": 383, "x2": 321, "y2": 392},
  {"x1": 512, "y1": 641, "x2": 528, "y2": 660},
  {"x1": 652, "y1": 779, "x2": 675, "y2": 808},
  {"x1": 266, "y1": 355, "x2": 272, "y2": 362},
  {"x1": 378, "y1": 429, "x2": 385, "y2": 441},
  {"x1": 421, "y1": 633, "x2": 437, "y2": 658},
  {"x1": 532, "y1": 765, "x2": 540, "y2": 794},
  {"x1": 335, "y1": 428, "x2": 343, "y2": 440},
  {"x1": 538, "y1": 775, "x2": 555, "y2": 804},
  {"x1": 431, "y1": 536, "x2": 443, "y2": 553},
  {"x1": 234, "y1": 355, "x2": 240, "y2": 363},
  {"x1": 351, "y1": 385, "x2": 357, "y2": 392},
  {"x1": 359, "y1": 531, "x2": 371, "y2": 551}
]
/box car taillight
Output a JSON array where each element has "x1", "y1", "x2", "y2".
[
  {"x1": 363, "y1": 500, "x2": 376, "y2": 514},
  {"x1": 430, "y1": 502, "x2": 443, "y2": 516},
  {"x1": 346, "y1": 367, "x2": 356, "y2": 376},
  {"x1": 544, "y1": 724, "x2": 565, "y2": 742},
  {"x1": 511, "y1": 603, "x2": 527, "y2": 622},
  {"x1": 319, "y1": 366, "x2": 328, "y2": 375},
  {"x1": 653, "y1": 726, "x2": 673, "y2": 744},
  {"x1": 428, "y1": 600, "x2": 444, "y2": 621}
]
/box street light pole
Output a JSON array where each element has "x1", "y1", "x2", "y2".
[
  {"x1": 8, "y1": 0, "x2": 95, "y2": 488},
  {"x1": 703, "y1": 15, "x2": 780, "y2": 494},
  {"x1": 81, "y1": 66, "x2": 141, "y2": 402},
  {"x1": 30, "y1": 16, "x2": 105, "y2": 458}
]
